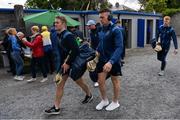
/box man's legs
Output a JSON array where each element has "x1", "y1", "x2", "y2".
[
  {"x1": 75, "y1": 77, "x2": 93, "y2": 104},
  {"x1": 98, "y1": 72, "x2": 108, "y2": 100},
  {"x1": 96, "y1": 72, "x2": 109, "y2": 110},
  {"x1": 45, "y1": 74, "x2": 68, "y2": 114},
  {"x1": 89, "y1": 71, "x2": 99, "y2": 87},
  {"x1": 75, "y1": 77, "x2": 91, "y2": 96},
  {"x1": 161, "y1": 60, "x2": 166, "y2": 71},
  {"x1": 111, "y1": 76, "x2": 120, "y2": 102},
  {"x1": 54, "y1": 74, "x2": 68, "y2": 108},
  {"x1": 158, "y1": 50, "x2": 168, "y2": 76},
  {"x1": 105, "y1": 75, "x2": 121, "y2": 111}
]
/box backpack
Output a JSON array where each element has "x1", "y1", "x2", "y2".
[{"x1": 58, "y1": 30, "x2": 96, "y2": 80}]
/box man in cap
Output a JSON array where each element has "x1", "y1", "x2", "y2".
[{"x1": 86, "y1": 20, "x2": 100, "y2": 87}]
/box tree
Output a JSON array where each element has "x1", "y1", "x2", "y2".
[
  {"x1": 166, "y1": 0, "x2": 180, "y2": 8},
  {"x1": 145, "y1": 0, "x2": 167, "y2": 13},
  {"x1": 138, "y1": 0, "x2": 180, "y2": 12},
  {"x1": 138, "y1": 0, "x2": 180, "y2": 15},
  {"x1": 138, "y1": 0, "x2": 148, "y2": 10},
  {"x1": 25, "y1": 0, "x2": 110, "y2": 10}
]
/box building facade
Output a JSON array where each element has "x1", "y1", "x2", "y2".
[{"x1": 0, "y1": 8, "x2": 162, "y2": 49}]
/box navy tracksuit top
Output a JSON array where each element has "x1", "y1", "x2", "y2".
[
  {"x1": 97, "y1": 23, "x2": 123, "y2": 65},
  {"x1": 156, "y1": 25, "x2": 178, "y2": 51}
]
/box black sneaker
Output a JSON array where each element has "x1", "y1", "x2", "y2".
[
  {"x1": 81, "y1": 94, "x2": 93, "y2": 104},
  {"x1": 45, "y1": 106, "x2": 60, "y2": 115}
]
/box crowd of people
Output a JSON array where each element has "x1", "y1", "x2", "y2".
[{"x1": 0, "y1": 9, "x2": 178, "y2": 114}]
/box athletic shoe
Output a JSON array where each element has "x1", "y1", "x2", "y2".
[
  {"x1": 81, "y1": 94, "x2": 93, "y2": 104},
  {"x1": 105, "y1": 101, "x2": 120, "y2": 111},
  {"x1": 96, "y1": 99, "x2": 109, "y2": 110},
  {"x1": 94, "y1": 82, "x2": 99, "y2": 87},
  {"x1": 40, "y1": 77, "x2": 48, "y2": 83},
  {"x1": 45, "y1": 106, "x2": 60, "y2": 115},
  {"x1": 158, "y1": 71, "x2": 165, "y2": 76},
  {"x1": 27, "y1": 78, "x2": 36, "y2": 82},
  {"x1": 15, "y1": 76, "x2": 24, "y2": 81},
  {"x1": 13, "y1": 75, "x2": 18, "y2": 80}
]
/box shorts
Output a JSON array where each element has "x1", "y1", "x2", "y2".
[
  {"x1": 96, "y1": 61, "x2": 122, "y2": 76},
  {"x1": 69, "y1": 64, "x2": 87, "y2": 81}
]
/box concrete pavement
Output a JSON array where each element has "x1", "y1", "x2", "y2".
[{"x1": 0, "y1": 37, "x2": 180, "y2": 119}]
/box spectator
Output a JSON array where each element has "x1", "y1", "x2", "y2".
[
  {"x1": 86, "y1": 20, "x2": 100, "y2": 87},
  {"x1": 115, "y1": 20, "x2": 126, "y2": 66},
  {"x1": 68, "y1": 26, "x2": 84, "y2": 45},
  {"x1": 7, "y1": 28, "x2": 24, "y2": 81},
  {"x1": 1, "y1": 28, "x2": 16, "y2": 75},
  {"x1": 41, "y1": 26, "x2": 54, "y2": 74},
  {"x1": 21, "y1": 26, "x2": 48, "y2": 83},
  {"x1": 50, "y1": 23, "x2": 61, "y2": 73}
]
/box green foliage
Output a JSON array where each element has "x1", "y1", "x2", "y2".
[
  {"x1": 166, "y1": 0, "x2": 180, "y2": 8},
  {"x1": 100, "y1": 1, "x2": 109, "y2": 10},
  {"x1": 145, "y1": 0, "x2": 167, "y2": 13},
  {"x1": 162, "y1": 8, "x2": 180, "y2": 16},
  {"x1": 25, "y1": 0, "x2": 109, "y2": 10},
  {"x1": 138, "y1": 0, "x2": 180, "y2": 16}
]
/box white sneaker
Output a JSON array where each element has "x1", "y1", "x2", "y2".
[
  {"x1": 105, "y1": 101, "x2": 120, "y2": 111},
  {"x1": 96, "y1": 99, "x2": 109, "y2": 110},
  {"x1": 40, "y1": 78, "x2": 48, "y2": 83},
  {"x1": 94, "y1": 82, "x2": 99, "y2": 87},
  {"x1": 27, "y1": 78, "x2": 36, "y2": 82},
  {"x1": 15, "y1": 76, "x2": 24, "y2": 81},
  {"x1": 13, "y1": 75, "x2": 18, "y2": 80},
  {"x1": 20, "y1": 75, "x2": 25, "y2": 79},
  {"x1": 158, "y1": 71, "x2": 165, "y2": 76}
]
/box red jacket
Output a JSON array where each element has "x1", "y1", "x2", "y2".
[{"x1": 24, "y1": 34, "x2": 44, "y2": 58}]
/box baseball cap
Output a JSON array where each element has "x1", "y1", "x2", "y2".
[{"x1": 86, "y1": 20, "x2": 96, "y2": 26}]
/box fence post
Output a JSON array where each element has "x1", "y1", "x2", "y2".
[{"x1": 14, "y1": 5, "x2": 26, "y2": 33}]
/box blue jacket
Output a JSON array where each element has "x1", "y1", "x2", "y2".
[
  {"x1": 156, "y1": 25, "x2": 178, "y2": 51},
  {"x1": 50, "y1": 27, "x2": 61, "y2": 72},
  {"x1": 89, "y1": 28, "x2": 100, "y2": 50},
  {"x1": 118, "y1": 26, "x2": 126, "y2": 42},
  {"x1": 8, "y1": 35, "x2": 21, "y2": 53},
  {"x1": 50, "y1": 27, "x2": 58, "y2": 52},
  {"x1": 97, "y1": 23, "x2": 123, "y2": 64}
]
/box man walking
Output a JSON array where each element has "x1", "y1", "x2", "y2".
[
  {"x1": 96, "y1": 9, "x2": 123, "y2": 111},
  {"x1": 156, "y1": 16, "x2": 178, "y2": 76},
  {"x1": 45, "y1": 16, "x2": 93, "y2": 114}
]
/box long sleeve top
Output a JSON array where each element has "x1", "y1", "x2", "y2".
[
  {"x1": 24, "y1": 34, "x2": 44, "y2": 57},
  {"x1": 97, "y1": 23, "x2": 123, "y2": 65},
  {"x1": 156, "y1": 25, "x2": 178, "y2": 50},
  {"x1": 8, "y1": 35, "x2": 21, "y2": 53},
  {"x1": 57, "y1": 30, "x2": 80, "y2": 66}
]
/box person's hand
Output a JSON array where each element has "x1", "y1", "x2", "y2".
[
  {"x1": 103, "y1": 62, "x2": 112, "y2": 73},
  {"x1": 21, "y1": 38, "x2": 27, "y2": 43},
  {"x1": 62, "y1": 63, "x2": 70, "y2": 74},
  {"x1": 96, "y1": 51, "x2": 100, "y2": 56},
  {"x1": 174, "y1": 49, "x2": 178, "y2": 55}
]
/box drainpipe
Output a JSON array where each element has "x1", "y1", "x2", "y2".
[
  {"x1": 118, "y1": 14, "x2": 120, "y2": 20},
  {"x1": 80, "y1": 13, "x2": 86, "y2": 38},
  {"x1": 14, "y1": 5, "x2": 26, "y2": 33}
]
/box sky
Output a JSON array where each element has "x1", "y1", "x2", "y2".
[
  {"x1": 109, "y1": 0, "x2": 140, "y2": 10},
  {"x1": 0, "y1": 0, "x2": 26, "y2": 8},
  {"x1": 0, "y1": 0, "x2": 140, "y2": 10}
]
